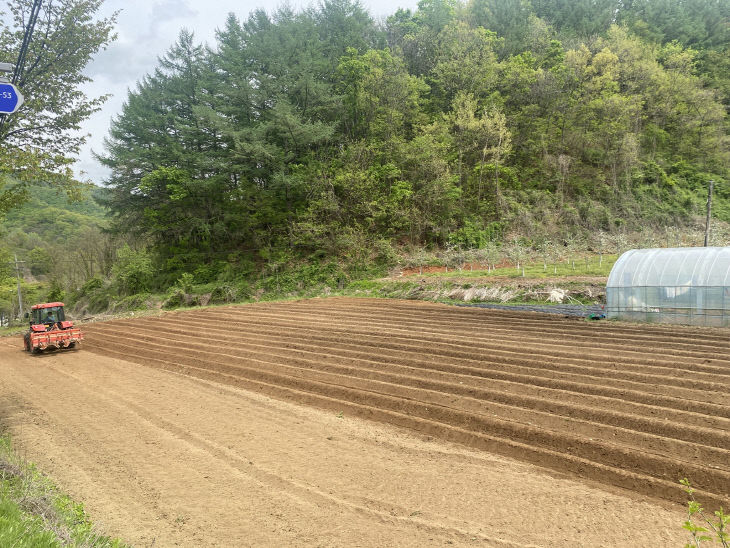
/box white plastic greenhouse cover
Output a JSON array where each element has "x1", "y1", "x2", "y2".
[{"x1": 607, "y1": 247, "x2": 730, "y2": 288}]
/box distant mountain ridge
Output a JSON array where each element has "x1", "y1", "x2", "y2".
[{"x1": 1, "y1": 184, "x2": 109, "y2": 246}]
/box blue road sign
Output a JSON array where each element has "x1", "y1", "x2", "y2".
[{"x1": 0, "y1": 83, "x2": 24, "y2": 114}]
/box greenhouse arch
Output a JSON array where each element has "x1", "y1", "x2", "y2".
[{"x1": 606, "y1": 247, "x2": 730, "y2": 327}]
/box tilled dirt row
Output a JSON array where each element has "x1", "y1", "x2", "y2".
[
  {"x1": 153, "y1": 311, "x2": 730, "y2": 398},
  {"x1": 0, "y1": 335, "x2": 692, "y2": 547},
  {"x1": 83, "y1": 298, "x2": 730, "y2": 509},
  {"x1": 96, "y1": 317, "x2": 730, "y2": 429},
  {"x1": 291, "y1": 297, "x2": 730, "y2": 341},
  {"x1": 193, "y1": 303, "x2": 730, "y2": 378},
  {"x1": 86, "y1": 325, "x2": 730, "y2": 449},
  {"x1": 112, "y1": 310, "x2": 730, "y2": 412},
  {"x1": 311, "y1": 300, "x2": 730, "y2": 355},
  {"x1": 189, "y1": 309, "x2": 730, "y2": 373}
]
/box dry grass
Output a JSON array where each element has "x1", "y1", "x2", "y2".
[{"x1": 447, "y1": 287, "x2": 519, "y2": 302}]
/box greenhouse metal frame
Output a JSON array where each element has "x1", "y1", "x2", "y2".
[{"x1": 606, "y1": 247, "x2": 730, "y2": 327}]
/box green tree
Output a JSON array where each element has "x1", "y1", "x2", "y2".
[
  {"x1": 111, "y1": 244, "x2": 153, "y2": 295},
  {"x1": 430, "y1": 21, "x2": 500, "y2": 110},
  {"x1": 386, "y1": 0, "x2": 458, "y2": 76},
  {"x1": 27, "y1": 247, "x2": 52, "y2": 276},
  {"x1": 478, "y1": 106, "x2": 512, "y2": 213},
  {"x1": 0, "y1": 247, "x2": 12, "y2": 282},
  {"x1": 337, "y1": 48, "x2": 427, "y2": 141},
  {"x1": 315, "y1": 0, "x2": 379, "y2": 68},
  {"x1": 531, "y1": 0, "x2": 621, "y2": 39},
  {"x1": 94, "y1": 0, "x2": 730, "y2": 286},
  {"x1": 100, "y1": 30, "x2": 240, "y2": 270},
  {"x1": 467, "y1": 0, "x2": 533, "y2": 57},
  {"x1": 0, "y1": 0, "x2": 117, "y2": 214},
  {"x1": 620, "y1": 0, "x2": 730, "y2": 49}
]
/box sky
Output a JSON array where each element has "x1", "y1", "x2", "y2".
[{"x1": 75, "y1": 0, "x2": 420, "y2": 183}]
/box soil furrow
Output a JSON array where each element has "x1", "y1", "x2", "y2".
[
  {"x1": 287, "y1": 299, "x2": 730, "y2": 344},
  {"x1": 137, "y1": 315, "x2": 730, "y2": 390},
  {"x1": 197, "y1": 304, "x2": 730, "y2": 358},
  {"x1": 89, "y1": 323, "x2": 730, "y2": 442},
  {"x1": 95, "y1": 319, "x2": 730, "y2": 410},
  {"x1": 83, "y1": 333, "x2": 730, "y2": 500},
  {"x1": 176, "y1": 310, "x2": 730, "y2": 379},
  {"x1": 76, "y1": 298, "x2": 730, "y2": 511},
  {"x1": 83, "y1": 338, "x2": 730, "y2": 510}
]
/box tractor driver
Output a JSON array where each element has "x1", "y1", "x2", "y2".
[{"x1": 43, "y1": 310, "x2": 56, "y2": 324}]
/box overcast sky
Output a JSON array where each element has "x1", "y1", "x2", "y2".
[{"x1": 75, "y1": 0, "x2": 420, "y2": 183}]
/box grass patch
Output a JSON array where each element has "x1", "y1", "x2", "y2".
[
  {"x1": 0, "y1": 434, "x2": 126, "y2": 547},
  {"x1": 0, "y1": 325, "x2": 26, "y2": 337},
  {"x1": 414, "y1": 255, "x2": 617, "y2": 279}
]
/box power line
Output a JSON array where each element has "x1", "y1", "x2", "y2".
[{"x1": 13, "y1": 0, "x2": 44, "y2": 86}]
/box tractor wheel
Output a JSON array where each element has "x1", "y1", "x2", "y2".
[{"x1": 23, "y1": 336, "x2": 30, "y2": 352}]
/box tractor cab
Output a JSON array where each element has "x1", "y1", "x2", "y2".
[
  {"x1": 23, "y1": 302, "x2": 83, "y2": 354},
  {"x1": 30, "y1": 302, "x2": 67, "y2": 327}
]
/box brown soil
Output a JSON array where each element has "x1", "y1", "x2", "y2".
[{"x1": 1, "y1": 297, "x2": 727, "y2": 546}]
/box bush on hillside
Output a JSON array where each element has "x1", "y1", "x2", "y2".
[{"x1": 112, "y1": 245, "x2": 154, "y2": 295}]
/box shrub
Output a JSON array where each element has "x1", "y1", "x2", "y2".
[
  {"x1": 46, "y1": 279, "x2": 65, "y2": 302},
  {"x1": 79, "y1": 277, "x2": 104, "y2": 295},
  {"x1": 111, "y1": 293, "x2": 152, "y2": 313},
  {"x1": 210, "y1": 283, "x2": 239, "y2": 304},
  {"x1": 112, "y1": 245, "x2": 154, "y2": 295},
  {"x1": 87, "y1": 295, "x2": 110, "y2": 313},
  {"x1": 448, "y1": 220, "x2": 504, "y2": 248},
  {"x1": 176, "y1": 273, "x2": 194, "y2": 294},
  {"x1": 681, "y1": 479, "x2": 729, "y2": 547},
  {"x1": 162, "y1": 288, "x2": 185, "y2": 310},
  {"x1": 373, "y1": 239, "x2": 398, "y2": 266}
]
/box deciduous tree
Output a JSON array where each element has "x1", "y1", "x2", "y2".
[{"x1": 0, "y1": 0, "x2": 117, "y2": 214}]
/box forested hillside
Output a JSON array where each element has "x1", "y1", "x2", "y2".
[
  {"x1": 3, "y1": 184, "x2": 108, "y2": 247},
  {"x1": 0, "y1": 184, "x2": 117, "y2": 319},
  {"x1": 99, "y1": 0, "x2": 729, "y2": 289}
]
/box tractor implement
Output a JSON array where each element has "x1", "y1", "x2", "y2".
[{"x1": 23, "y1": 302, "x2": 84, "y2": 354}]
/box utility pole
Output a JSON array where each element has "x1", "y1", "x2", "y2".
[
  {"x1": 704, "y1": 179, "x2": 714, "y2": 247},
  {"x1": 13, "y1": 253, "x2": 25, "y2": 318}
]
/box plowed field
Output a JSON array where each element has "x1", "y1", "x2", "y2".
[
  {"x1": 84, "y1": 298, "x2": 730, "y2": 509},
  {"x1": 1, "y1": 297, "x2": 728, "y2": 546}
]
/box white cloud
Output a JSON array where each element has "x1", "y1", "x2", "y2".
[{"x1": 74, "y1": 0, "x2": 419, "y2": 183}]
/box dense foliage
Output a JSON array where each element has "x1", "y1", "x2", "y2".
[
  {"x1": 0, "y1": 0, "x2": 117, "y2": 213},
  {"x1": 0, "y1": 184, "x2": 117, "y2": 318},
  {"x1": 99, "y1": 0, "x2": 729, "y2": 287}
]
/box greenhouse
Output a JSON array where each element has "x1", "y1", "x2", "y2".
[{"x1": 606, "y1": 247, "x2": 730, "y2": 327}]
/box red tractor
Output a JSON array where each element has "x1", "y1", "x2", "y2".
[{"x1": 23, "y1": 302, "x2": 84, "y2": 354}]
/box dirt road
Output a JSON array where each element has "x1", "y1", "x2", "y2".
[{"x1": 1, "y1": 297, "x2": 726, "y2": 546}]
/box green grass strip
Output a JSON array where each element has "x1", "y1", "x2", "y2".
[{"x1": 0, "y1": 435, "x2": 127, "y2": 547}]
